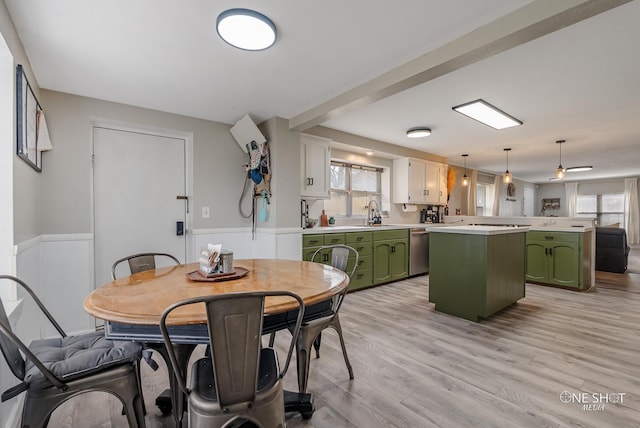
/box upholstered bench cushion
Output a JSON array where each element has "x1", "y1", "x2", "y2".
[{"x1": 25, "y1": 331, "x2": 142, "y2": 389}]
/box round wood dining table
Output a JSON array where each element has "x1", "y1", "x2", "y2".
[
  {"x1": 84, "y1": 258, "x2": 349, "y2": 325},
  {"x1": 84, "y1": 258, "x2": 349, "y2": 426}
]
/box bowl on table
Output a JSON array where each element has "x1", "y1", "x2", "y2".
[{"x1": 305, "y1": 218, "x2": 319, "y2": 228}]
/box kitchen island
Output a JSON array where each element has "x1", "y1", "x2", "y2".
[{"x1": 429, "y1": 225, "x2": 528, "y2": 322}]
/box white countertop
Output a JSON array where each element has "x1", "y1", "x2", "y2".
[
  {"x1": 429, "y1": 225, "x2": 530, "y2": 235},
  {"x1": 528, "y1": 226, "x2": 590, "y2": 233},
  {"x1": 303, "y1": 225, "x2": 413, "y2": 234},
  {"x1": 302, "y1": 223, "x2": 589, "y2": 234}
]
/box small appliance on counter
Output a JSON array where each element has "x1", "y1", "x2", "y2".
[
  {"x1": 420, "y1": 209, "x2": 428, "y2": 223},
  {"x1": 420, "y1": 205, "x2": 444, "y2": 223}
]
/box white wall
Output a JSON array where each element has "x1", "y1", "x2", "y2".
[{"x1": 536, "y1": 178, "x2": 638, "y2": 218}]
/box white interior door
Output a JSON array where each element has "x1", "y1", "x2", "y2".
[
  {"x1": 93, "y1": 127, "x2": 187, "y2": 289},
  {"x1": 524, "y1": 187, "x2": 535, "y2": 216}
]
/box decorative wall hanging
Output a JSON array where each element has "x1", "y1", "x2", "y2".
[{"x1": 16, "y1": 64, "x2": 43, "y2": 171}]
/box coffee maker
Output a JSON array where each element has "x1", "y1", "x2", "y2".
[{"x1": 420, "y1": 205, "x2": 442, "y2": 223}]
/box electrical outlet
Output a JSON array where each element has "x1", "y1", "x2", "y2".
[{"x1": 202, "y1": 206, "x2": 210, "y2": 219}]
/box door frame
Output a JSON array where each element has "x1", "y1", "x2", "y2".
[{"x1": 89, "y1": 118, "x2": 194, "y2": 289}]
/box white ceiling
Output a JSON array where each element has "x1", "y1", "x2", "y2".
[{"x1": 5, "y1": 0, "x2": 640, "y2": 183}]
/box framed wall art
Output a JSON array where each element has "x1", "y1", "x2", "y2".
[{"x1": 16, "y1": 64, "x2": 43, "y2": 171}]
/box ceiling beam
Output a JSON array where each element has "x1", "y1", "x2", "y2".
[{"x1": 289, "y1": 0, "x2": 632, "y2": 131}]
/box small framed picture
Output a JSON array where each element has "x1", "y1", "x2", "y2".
[{"x1": 16, "y1": 64, "x2": 42, "y2": 172}]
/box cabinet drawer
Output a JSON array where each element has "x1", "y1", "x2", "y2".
[
  {"x1": 324, "y1": 233, "x2": 346, "y2": 245},
  {"x1": 527, "y1": 231, "x2": 581, "y2": 243},
  {"x1": 302, "y1": 246, "x2": 323, "y2": 262},
  {"x1": 346, "y1": 231, "x2": 373, "y2": 244},
  {"x1": 349, "y1": 269, "x2": 372, "y2": 291},
  {"x1": 350, "y1": 242, "x2": 372, "y2": 256},
  {"x1": 350, "y1": 254, "x2": 372, "y2": 270},
  {"x1": 303, "y1": 234, "x2": 324, "y2": 248},
  {"x1": 373, "y1": 229, "x2": 408, "y2": 241}
]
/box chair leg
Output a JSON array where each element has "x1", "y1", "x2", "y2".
[
  {"x1": 295, "y1": 329, "x2": 319, "y2": 394},
  {"x1": 331, "y1": 316, "x2": 354, "y2": 380},
  {"x1": 122, "y1": 364, "x2": 147, "y2": 428},
  {"x1": 313, "y1": 333, "x2": 322, "y2": 358},
  {"x1": 268, "y1": 331, "x2": 276, "y2": 347}
]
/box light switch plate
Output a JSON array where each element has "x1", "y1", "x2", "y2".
[{"x1": 202, "y1": 206, "x2": 210, "y2": 219}]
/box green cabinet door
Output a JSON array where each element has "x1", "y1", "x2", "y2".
[
  {"x1": 525, "y1": 241, "x2": 547, "y2": 282},
  {"x1": 373, "y1": 240, "x2": 392, "y2": 284},
  {"x1": 548, "y1": 242, "x2": 580, "y2": 287},
  {"x1": 525, "y1": 231, "x2": 583, "y2": 289},
  {"x1": 373, "y1": 239, "x2": 408, "y2": 284},
  {"x1": 390, "y1": 239, "x2": 409, "y2": 280}
]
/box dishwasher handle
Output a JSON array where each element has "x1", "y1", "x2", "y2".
[{"x1": 410, "y1": 231, "x2": 429, "y2": 236}]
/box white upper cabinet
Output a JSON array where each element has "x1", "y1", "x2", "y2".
[
  {"x1": 393, "y1": 157, "x2": 427, "y2": 204},
  {"x1": 393, "y1": 157, "x2": 448, "y2": 205},
  {"x1": 426, "y1": 160, "x2": 448, "y2": 205},
  {"x1": 300, "y1": 133, "x2": 331, "y2": 199}
]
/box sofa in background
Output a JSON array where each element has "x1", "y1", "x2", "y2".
[{"x1": 595, "y1": 226, "x2": 630, "y2": 273}]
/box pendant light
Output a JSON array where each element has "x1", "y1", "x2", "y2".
[
  {"x1": 503, "y1": 148, "x2": 512, "y2": 184},
  {"x1": 555, "y1": 140, "x2": 565, "y2": 179},
  {"x1": 461, "y1": 154, "x2": 469, "y2": 186}
]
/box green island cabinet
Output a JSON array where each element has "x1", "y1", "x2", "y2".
[
  {"x1": 429, "y1": 227, "x2": 526, "y2": 322},
  {"x1": 525, "y1": 230, "x2": 592, "y2": 290},
  {"x1": 301, "y1": 228, "x2": 408, "y2": 290}
]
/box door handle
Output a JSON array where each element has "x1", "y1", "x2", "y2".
[
  {"x1": 177, "y1": 195, "x2": 189, "y2": 213},
  {"x1": 176, "y1": 221, "x2": 184, "y2": 236}
]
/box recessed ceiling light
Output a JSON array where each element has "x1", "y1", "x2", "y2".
[
  {"x1": 565, "y1": 166, "x2": 593, "y2": 172},
  {"x1": 406, "y1": 127, "x2": 431, "y2": 138},
  {"x1": 366, "y1": 150, "x2": 374, "y2": 156},
  {"x1": 216, "y1": 9, "x2": 277, "y2": 51},
  {"x1": 452, "y1": 99, "x2": 522, "y2": 130}
]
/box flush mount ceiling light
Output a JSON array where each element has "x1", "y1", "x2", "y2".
[
  {"x1": 461, "y1": 154, "x2": 469, "y2": 186},
  {"x1": 406, "y1": 127, "x2": 431, "y2": 138},
  {"x1": 565, "y1": 166, "x2": 593, "y2": 172},
  {"x1": 452, "y1": 99, "x2": 522, "y2": 130},
  {"x1": 216, "y1": 8, "x2": 277, "y2": 51},
  {"x1": 503, "y1": 148, "x2": 512, "y2": 184},
  {"x1": 555, "y1": 139, "x2": 565, "y2": 179}
]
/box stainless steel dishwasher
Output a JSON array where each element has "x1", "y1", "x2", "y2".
[{"x1": 409, "y1": 228, "x2": 429, "y2": 276}]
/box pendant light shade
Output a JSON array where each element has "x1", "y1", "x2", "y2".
[
  {"x1": 555, "y1": 140, "x2": 565, "y2": 179},
  {"x1": 503, "y1": 148, "x2": 512, "y2": 184},
  {"x1": 461, "y1": 154, "x2": 469, "y2": 186}
]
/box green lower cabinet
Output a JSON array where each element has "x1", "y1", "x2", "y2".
[
  {"x1": 303, "y1": 228, "x2": 409, "y2": 290},
  {"x1": 372, "y1": 239, "x2": 409, "y2": 285},
  {"x1": 525, "y1": 231, "x2": 582, "y2": 288}
]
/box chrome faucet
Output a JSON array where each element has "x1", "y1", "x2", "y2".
[{"x1": 367, "y1": 200, "x2": 380, "y2": 225}]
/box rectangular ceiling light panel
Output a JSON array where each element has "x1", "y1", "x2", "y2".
[{"x1": 452, "y1": 99, "x2": 522, "y2": 130}]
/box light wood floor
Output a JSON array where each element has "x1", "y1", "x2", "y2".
[{"x1": 48, "y1": 248, "x2": 640, "y2": 428}]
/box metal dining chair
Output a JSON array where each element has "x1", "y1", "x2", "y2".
[
  {"x1": 160, "y1": 291, "x2": 304, "y2": 428},
  {"x1": 0, "y1": 275, "x2": 146, "y2": 428},
  {"x1": 269, "y1": 244, "x2": 357, "y2": 393},
  {"x1": 111, "y1": 252, "x2": 181, "y2": 280},
  {"x1": 111, "y1": 251, "x2": 184, "y2": 417}
]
